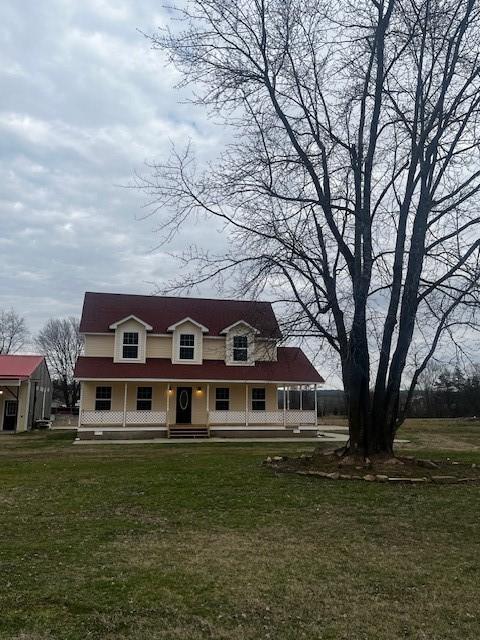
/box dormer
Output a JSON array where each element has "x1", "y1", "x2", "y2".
[
  {"x1": 168, "y1": 317, "x2": 209, "y2": 365},
  {"x1": 221, "y1": 321, "x2": 259, "y2": 366},
  {"x1": 110, "y1": 315, "x2": 152, "y2": 364}
]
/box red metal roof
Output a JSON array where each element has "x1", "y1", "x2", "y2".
[
  {"x1": 74, "y1": 347, "x2": 323, "y2": 384},
  {"x1": 0, "y1": 355, "x2": 45, "y2": 379},
  {"x1": 79, "y1": 292, "x2": 282, "y2": 338}
]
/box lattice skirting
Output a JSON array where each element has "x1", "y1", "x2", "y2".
[
  {"x1": 125, "y1": 411, "x2": 167, "y2": 425},
  {"x1": 81, "y1": 410, "x2": 167, "y2": 426},
  {"x1": 209, "y1": 410, "x2": 317, "y2": 425}
]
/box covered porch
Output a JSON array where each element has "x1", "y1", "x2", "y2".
[{"x1": 78, "y1": 380, "x2": 320, "y2": 437}]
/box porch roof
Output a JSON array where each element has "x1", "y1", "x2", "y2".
[
  {"x1": 74, "y1": 347, "x2": 324, "y2": 384},
  {"x1": 0, "y1": 355, "x2": 44, "y2": 380}
]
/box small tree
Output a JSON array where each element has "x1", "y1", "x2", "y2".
[
  {"x1": 140, "y1": 0, "x2": 480, "y2": 458},
  {"x1": 35, "y1": 318, "x2": 84, "y2": 409},
  {"x1": 0, "y1": 309, "x2": 28, "y2": 354}
]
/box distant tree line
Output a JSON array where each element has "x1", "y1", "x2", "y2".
[
  {"x1": 296, "y1": 365, "x2": 480, "y2": 419},
  {"x1": 409, "y1": 366, "x2": 480, "y2": 419}
]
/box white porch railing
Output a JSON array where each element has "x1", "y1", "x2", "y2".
[
  {"x1": 125, "y1": 411, "x2": 167, "y2": 425},
  {"x1": 81, "y1": 411, "x2": 124, "y2": 425},
  {"x1": 80, "y1": 410, "x2": 167, "y2": 426},
  {"x1": 209, "y1": 410, "x2": 316, "y2": 426},
  {"x1": 80, "y1": 409, "x2": 316, "y2": 427},
  {"x1": 285, "y1": 410, "x2": 316, "y2": 425}
]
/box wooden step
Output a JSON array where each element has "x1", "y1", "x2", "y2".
[{"x1": 168, "y1": 425, "x2": 210, "y2": 439}]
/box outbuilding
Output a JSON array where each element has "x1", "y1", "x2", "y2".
[{"x1": 0, "y1": 355, "x2": 52, "y2": 432}]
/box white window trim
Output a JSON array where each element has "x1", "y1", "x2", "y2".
[
  {"x1": 178, "y1": 333, "x2": 196, "y2": 361},
  {"x1": 109, "y1": 315, "x2": 153, "y2": 330},
  {"x1": 122, "y1": 331, "x2": 140, "y2": 361},
  {"x1": 225, "y1": 326, "x2": 255, "y2": 367},
  {"x1": 171, "y1": 323, "x2": 203, "y2": 365}
]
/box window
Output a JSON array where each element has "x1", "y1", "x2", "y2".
[
  {"x1": 179, "y1": 334, "x2": 195, "y2": 359},
  {"x1": 137, "y1": 386, "x2": 152, "y2": 411},
  {"x1": 122, "y1": 332, "x2": 139, "y2": 359},
  {"x1": 251, "y1": 387, "x2": 266, "y2": 411},
  {"x1": 95, "y1": 386, "x2": 112, "y2": 411},
  {"x1": 233, "y1": 335, "x2": 248, "y2": 361},
  {"x1": 215, "y1": 387, "x2": 230, "y2": 411}
]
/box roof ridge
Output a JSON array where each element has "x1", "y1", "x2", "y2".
[{"x1": 85, "y1": 291, "x2": 272, "y2": 305}]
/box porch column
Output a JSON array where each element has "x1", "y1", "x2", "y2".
[
  {"x1": 78, "y1": 382, "x2": 84, "y2": 428},
  {"x1": 166, "y1": 385, "x2": 170, "y2": 428},
  {"x1": 122, "y1": 383, "x2": 128, "y2": 427},
  {"x1": 24, "y1": 380, "x2": 31, "y2": 431},
  {"x1": 299, "y1": 385, "x2": 303, "y2": 411},
  {"x1": 245, "y1": 383, "x2": 249, "y2": 427},
  {"x1": 206, "y1": 384, "x2": 210, "y2": 427},
  {"x1": 314, "y1": 384, "x2": 318, "y2": 426},
  {"x1": 283, "y1": 385, "x2": 286, "y2": 427}
]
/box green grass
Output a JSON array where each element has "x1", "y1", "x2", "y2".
[{"x1": 0, "y1": 424, "x2": 479, "y2": 639}]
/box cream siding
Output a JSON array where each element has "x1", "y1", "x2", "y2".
[
  {"x1": 203, "y1": 338, "x2": 225, "y2": 360},
  {"x1": 146, "y1": 336, "x2": 171, "y2": 358},
  {"x1": 84, "y1": 334, "x2": 115, "y2": 357}
]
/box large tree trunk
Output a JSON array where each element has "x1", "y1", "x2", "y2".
[{"x1": 342, "y1": 313, "x2": 396, "y2": 459}]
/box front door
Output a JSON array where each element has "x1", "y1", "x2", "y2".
[
  {"x1": 176, "y1": 387, "x2": 192, "y2": 424},
  {"x1": 3, "y1": 400, "x2": 18, "y2": 431}
]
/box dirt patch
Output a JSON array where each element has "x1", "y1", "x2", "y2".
[{"x1": 265, "y1": 451, "x2": 480, "y2": 483}]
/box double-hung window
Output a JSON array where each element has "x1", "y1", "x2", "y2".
[
  {"x1": 251, "y1": 388, "x2": 266, "y2": 411},
  {"x1": 233, "y1": 335, "x2": 248, "y2": 362},
  {"x1": 215, "y1": 387, "x2": 230, "y2": 411},
  {"x1": 122, "y1": 332, "x2": 139, "y2": 359},
  {"x1": 95, "y1": 386, "x2": 112, "y2": 411},
  {"x1": 137, "y1": 386, "x2": 152, "y2": 411},
  {"x1": 179, "y1": 334, "x2": 195, "y2": 360}
]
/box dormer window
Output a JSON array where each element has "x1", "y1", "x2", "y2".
[
  {"x1": 179, "y1": 334, "x2": 195, "y2": 360},
  {"x1": 122, "y1": 332, "x2": 139, "y2": 359},
  {"x1": 233, "y1": 335, "x2": 248, "y2": 362}
]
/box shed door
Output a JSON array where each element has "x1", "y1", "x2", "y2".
[{"x1": 3, "y1": 400, "x2": 17, "y2": 431}]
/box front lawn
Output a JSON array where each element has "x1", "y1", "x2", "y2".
[{"x1": 0, "y1": 424, "x2": 479, "y2": 639}]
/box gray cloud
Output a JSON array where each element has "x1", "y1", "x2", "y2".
[{"x1": 0, "y1": 0, "x2": 224, "y2": 342}]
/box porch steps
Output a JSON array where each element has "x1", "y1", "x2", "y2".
[{"x1": 168, "y1": 424, "x2": 210, "y2": 439}]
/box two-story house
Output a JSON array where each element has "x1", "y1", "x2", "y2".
[{"x1": 74, "y1": 292, "x2": 324, "y2": 440}]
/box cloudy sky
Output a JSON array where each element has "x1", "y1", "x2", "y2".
[{"x1": 0, "y1": 0, "x2": 224, "y2": 341}]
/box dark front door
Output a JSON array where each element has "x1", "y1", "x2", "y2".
[
  {"x1": 176, "y1": 387, "x2": 192, "y2": 424},
  {"x1": 3, "y1": 400, "x2": 17, "y2": 431}
]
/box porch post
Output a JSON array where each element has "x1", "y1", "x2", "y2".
[
  {"x1": 314, "y1": 384, "x2": 318, "y2": 426},
  {"x1": 166, "y1": 384, "x2": 170, "y2": 428},
  {"x1": 283, "y1": 385, "x2": 286, "y2": 427},
  {"x1": 206, "y1": 383, "x2": 210, "y2": 427},
  {"x1": 78, "y1": 382, "x2": 84, "y2": 428},
  {"x1": 299, "y1": 385, "x2": 303, "y2": 411},
  {"x1": 24, "y1": 380, "x2": 31, "y2": 431},
  {"x1": 245, "y1": 383, "x2": 249, "y2": 427},
  {"x1": 122, "y1": 382, "x2": 127, "y2": 427}
]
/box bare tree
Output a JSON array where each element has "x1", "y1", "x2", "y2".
[
  {"x1": 139, "y1": 0, "x2": 480, "y2": 458},
  {"x1": 35, "y1": 318, "x2": 84, "y2": 409},
  {"x1": 0, "y1": 309, "x2": 28, "y2": 354}
]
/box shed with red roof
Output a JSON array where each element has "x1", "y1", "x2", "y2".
[{"x1": 0, "y1": 355, "x2": 52, "y2": 432}]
